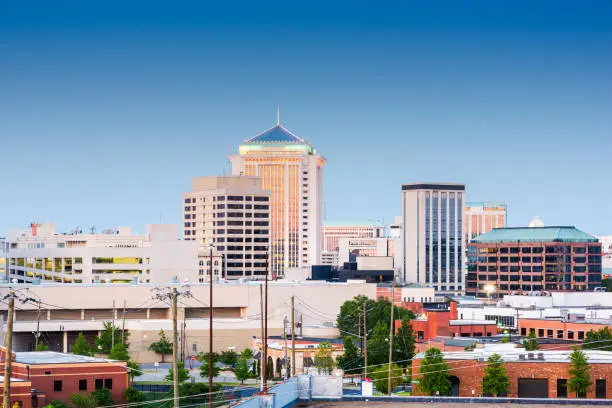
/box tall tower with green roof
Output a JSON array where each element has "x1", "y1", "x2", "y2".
[{"x1": 229, "y1": 122, "x2": 326, "y2": 278}]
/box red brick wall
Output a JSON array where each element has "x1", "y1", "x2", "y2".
[
  {"x1": 412, "y1": 357, "x2": 612, "y2": 399},
  {"x1": 451, "y1": 323, "x2": 499, "y2": 337},
  {"x1": 519, "y1": 318, "x2": 608, "y2": 341},
  {"x1": 13, "y1": 362, "x2": 128, "y2": 404},
  {"x1": 0, "y1": 381, "x2": 34, "y2": 408}
]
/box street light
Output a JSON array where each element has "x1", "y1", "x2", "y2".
[{"x1": 484, "y1": 284, "x2": 496, "y2": 300}]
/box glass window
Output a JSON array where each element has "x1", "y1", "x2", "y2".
[
  {"x1": 79, "y1": 379, "x2": 87, "y2": 391},
  {"x1": 54, "y1": 380, "x2": 62, "y2": 391},
  {"x1": 95, "y1": 379, "x2": 103, "y2": 389},
  {"x1": 104, "y1": 379, "x2": 112, "y2": 389}
]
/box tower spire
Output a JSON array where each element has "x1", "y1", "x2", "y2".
[{"x1": 277, "y1": 106, "x2": 280, "y2": 126}]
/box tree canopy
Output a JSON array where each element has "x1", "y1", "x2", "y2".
[
  {"x1": 314, "y1": 341, "x2": 335, "y2": 374},
  {"x1": 394, "y1": 319, "x2": 416, "y2": 368},
  {"x1": 367, "y1": 321, "x2": 389, "y2": 366},
  {"x1": 198, "y1": 352, "x2": 221, "y2": 378},
  {"x1": 522, "y1": 330, "x2": 539, "y2": 351},
  {"x1": 235, "y1": 356, "x2": 250, "y2": 384},
  {"x1": 36, "y1": 342, "x2": 49, "y2": 351},
  {"x1": 166, "y1": 361, "x2": 190, "y2": 383},
  {"x1": 482, "y1": 353, "x2": 509, "y2": 397},
  {"x1": 95, "y1": 322, "x2": 129, "y2": 354},
  {"x1": 148, "y1": 330, "x2": 173, "y2": 363},
  {"x1": 418, "y1": 348, "x2": 451, "y2": 396},
  {"x1": 336, "y1": 337, "x2": 363, "y2": 376},
  {"x1": 568, "y1": 347, "x2": 591, "y2": 398},
  {"x1": 72, "y1": 333, "x2": 92, "y2": 356},
  {"x1": 370, "y1": 363, "x2": 403, "y2": 394},
  {"x1": 584, "y1": 327, "x2": 612, "y2": 352}
]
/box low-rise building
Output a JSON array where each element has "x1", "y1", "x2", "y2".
[
  {"x1": 4, "y1": 223, "x2": 198, "y2": 284},
  {"x1": 0, "y1": 281, "x2": 375, "y2": 362},
  {"x1": 519, "y1": 318, "x2": 610, "y2": 341},
  {"x1": 412, "y1": 345, "x2": 612, "y2": 398},
  {"x1": 467, "y1": 225, "x2": 602, "y2": 297}
]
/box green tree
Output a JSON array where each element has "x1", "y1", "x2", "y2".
[
  {"x1": 266, "y1": 357, "x2": 274, "y2": 380},
  {"x1": 127, "y1": 360, "x2": 142, "y2": 384},
  {"x1": 179, "y1": 382, "x2": 223, "y2": 407},
  {"x1": 95, "y1": 322, "x2": 128, "y2": 354},
  {"x1": 198, "y1": 352, "x2": 221, "y2": 378},
  {"x1": 241, "y1": 348, "x2": 254, "y2": 359},
  {"x1": 72, "y1": 333, "x2": 92, "y2": 356},
  {"x1": 43, "y1": 401, "x2": 69, "y2": 408},
  {"x1": 336, "y1": 337, "x2": 363, "y2": 376},
  {"x1": 148, "y1": 330, "x2": 173, "y2": 363},
  {"x1": 92, "y1": 388, "x2": 114, "y2": 407},
  {"x1": 254, "y1": 359, "x2": 260, "y2": 377},
  {"x1": 394, "y1": 319, "x2": 416, "y2": 368},
  {"x1": 602, "y1": 278, "x2": 612, "y2": 292},
  {"x1": 108, "y1": 343, "x2": 130, "y2": 361},
  {"x1": 70, "y1": 393, "x2": 96, "y2": 408},
  {"x1": 370, "y1": 363, "x2": 403, "y2": 394},
  {"x1": 568, "y1": 347, "x2": 591, "y2": 398},
  {"x1": 367, "y1": 321, "x2": 389, "y2": 366},
  {"x1": 584, "y1": 327, "x2": 612, "y2": 352},
  {"x1": 337, "y1": 296, "x2": 414, "y2": 345},
  {"x1": 235, "y1": 356, "x2": 250, "y2": 384},
  {"x1": 522, "y1": 330, "x2": 539, "y2": 351},
  {"x1": 219, "y1": 350, "x2": 238, "y2": 366},
  {"x1": 36, "y1": 342, "x2": 49, "y2": 351},
  {"x1": 482, "y1": 353, "x2": 509, "y2": 397},
  {"x1": 314, "y1": 341, "x2": 335, "y2": 374},
  {"x1": 166, "y1": 361, "x2": 190, "y2": 383},
  {"x1": 418, "y1": 348, "x2": 451, "y2": 396},
  {"x1": 124, "y1": 387, "x2": 146, "y2": 404}
]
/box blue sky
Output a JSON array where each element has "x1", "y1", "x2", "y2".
[{"x1": 1, "y1": 0, "x2": 611, "y2": 235}]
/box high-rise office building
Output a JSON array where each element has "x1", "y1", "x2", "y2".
[
  {"x1": 182, "y1": 175, "x2": 271, "y2": 280},
  {"x1": 465, "y1": 202, "x2": 507, "y2": 242},
  {"x1": 230, "y1": 122, "x2": 325, "y2": 278},
  {"x1": 401, "y1": 183, "x2": 465, "y2": 293}
]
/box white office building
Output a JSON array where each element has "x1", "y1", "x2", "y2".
[{"x1": 401, "y1": 183, "x2": 466, "y2": 294}]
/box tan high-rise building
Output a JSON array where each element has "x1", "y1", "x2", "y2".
[
  {"x1": 182, "y1": 176, "x2": 271, "y2": 280},
  {"x1": 465, "y1": 201, "x2": 507, "y2": 242},
  {"x1": 230, "y1": 123, "x2": 325, "y2": 278}
]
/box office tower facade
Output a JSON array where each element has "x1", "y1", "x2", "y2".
[
  {"x1": 465, "y1": 201, "x2": 507, "y2": 242},
  {"x1": 183, "y1": 176, "x2": 271, "y2": 280},
  {"x1": 322, "y1": 222, "x2": 385, "y2": 252},
  {"x1": 466, "y1": 226, "x2": 602, "y2": 297},
  {"x1": 401, "y1": 183, "x2": 466, "y2": 293},
  {"x1": 230, "y1": 123, "x2": 325, "y2": 278}
]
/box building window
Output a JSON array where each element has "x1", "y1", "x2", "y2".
[
  {"x1": 521, "y1": 328, "x2": 527, "y2": 336},
  {"x1": 567, "y1": 331, "x2": 574, "y2": 340},
  {"x1": 104, "y1": 379, "x2": 113, "y2": 389},
  {"x1": 557, "y1": 379, "x2": 567, "y2": 398},
  {"x1": 79, "y1": 379, "x2": 87, "y2": 391},
  {"x1": 95, "y1": 379, "x2": 103, "y2": 389},
  {"x1": 54, "y1": 380, "x2": 63, "y2": 391},
  {"x1": 557, "y1": 330, "x2": 564, "y2": 339},
  {"x1": 578, "y1": 331, "x2": 584, "y2": 340},
  {"x1": 538, "y1": 329, "x2": 544, "y2": 337}
]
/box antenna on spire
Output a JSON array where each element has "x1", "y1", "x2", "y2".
[{"x1": 277, "y1": 106, "x2": 280, "y2": 126}]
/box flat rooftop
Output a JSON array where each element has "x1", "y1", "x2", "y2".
[
  {"x1": 415, "y1": 348, "x2": 612, "y2": 364},
  {"x1": 15, "y1": 351, "x2": 118, "y2": 365}
]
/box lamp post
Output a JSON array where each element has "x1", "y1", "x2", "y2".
[
  {"x1": 484, "y1": 284, "x2": 496, "y2": 301},
  {"x1": 208, "y1": 242, "x2": 214, "y2": 408}
]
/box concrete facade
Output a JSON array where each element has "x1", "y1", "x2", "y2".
[
  {"x1": 465, "y1": 202, "x2": 507, "y2": 242},
  {"x1": 182, "y1": 175, "x2": 271, "y2": 281},
  {"x1": 401, "y1": 183, "x2": 465, "y2": 294},
  {"x1": 0, "y1": 281, "x2": 375, "y2": 362},
  {"x1": 4, "y1": 224, "x2": 198, "y2": 284}
]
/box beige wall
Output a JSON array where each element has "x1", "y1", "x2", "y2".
[{"x1": 0, "y1": 281, "x2": 375, "y2": 362}]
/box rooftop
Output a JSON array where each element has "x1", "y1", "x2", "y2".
[
  {"x1": 415, "y1": 346, "x2": 612, "y2": 364},
  {"x1": 402, "y1": 183, "x2": 465, "y2": 191},
  {"x1": 323, "y1": 221, "x2": 384, "y2": 227},
  {"x1": 245, "y1": 124, "x2": 310, "y2": 146},
  {"x1": 472, "y1": 226, "x2": 598, "y2": 244},
  {"x1": 15, "y1": 351, "x2": 120, "y2": 365}
]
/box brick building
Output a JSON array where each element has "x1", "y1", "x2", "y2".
[
  {"x1": 412, "y1": 345, "x2": 612, "y2": 399},
  {"x1": 467, "y1": 226, "x2": 602, "y2": 298},
  {"x1": 0, "y1": 348, "x2": 129, "y2": 406},
  {"x1": 519, "y1": 318, "x2": 610, "y2": 342},
  {"x1": 0, "y1": 377, "x2": 34, "y2": 408}
]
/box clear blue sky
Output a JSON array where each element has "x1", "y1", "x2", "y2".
[{"x1": 1, "y1": 0, "x2": 611, "y2": 236}]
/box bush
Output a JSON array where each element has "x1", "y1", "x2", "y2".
[
  {"x1": 124, "y1": 387, "x2": 146, "y2": 403},
  {"x1": 70, "y1": 393, "x2": 96, "y2": 408},
  {"x1": 43, "y1": 401, "x2": 69, "y2": 408},
  {"x1": 370, "y1": 363, "x2": 404, "y2": 394},
  {"x1": 92, "y1": 388, "x2": 114, "y2": 407}
]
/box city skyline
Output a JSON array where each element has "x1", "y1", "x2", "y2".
[{"x1": 2, "y1": 0, "x2": 612, "y2": 236}]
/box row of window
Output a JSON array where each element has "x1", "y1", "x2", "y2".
[
  {"x1": 184, "y1": 196, "x2": 270, "y2": 204},
  {"x1": 479, "y1": 246, "x2": 600, "y2": 254},
  {"x1": 54, "y1": 378, "x2": 112, "y2": 392}
]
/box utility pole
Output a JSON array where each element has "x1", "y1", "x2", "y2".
[
  {"x1": 172, "y1": 289, "x2": 179, "y2": 408},
  {"x1": 35, "y1": 300, "x2": 41, "y2": 349},
  {"x1": 387, "y1": 282, "x2": 395, "y2": 395},
  {"x1": 283, "y1": 315, "x2": 288, "y2": 379},
  {"x1": 122, "y1": 300, "x2": 126, "y2": 345},
  {"x1": 152, "y1": 285, "x2": 191, "y2": 408},
  {"x1": 291, "y1": 296, "x2": 295, "y2": 377},
  {"x1": 259, "y1": 284, "x2": 264, "y2": 391},
  {"x1": 3, "y1": 290, "x2": 15, "y2": 408},
  {"x1": 263, "y1": 257, "x2": 269, "y2": 392},
  {"x1": 111, "y1": 300, "x2": 115, "y2": 348},
  {"x1": 363, "y1": 301, "x2": 368, "y2": 379},
  {"x1": 208, "y1": 245, "x2": 214, "y2": 408}
]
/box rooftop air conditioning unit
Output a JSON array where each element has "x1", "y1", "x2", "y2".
[
  {"x1": 528, "y1": 353, "x2": 535, "y2": 360},
  {"x1": 537, "y1": 353, "x2": 544, "y2": 361},
  {"x1": 519, "y1": 354, "x2": 526, "y2": 360}
]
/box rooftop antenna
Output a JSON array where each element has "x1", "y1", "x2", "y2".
[
  {"x1": 277, "y1": 106, "x2": 280, "y2": 126},
  {"x1": 89, "y1": 225, "x2": 96, "y2": 234}
]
